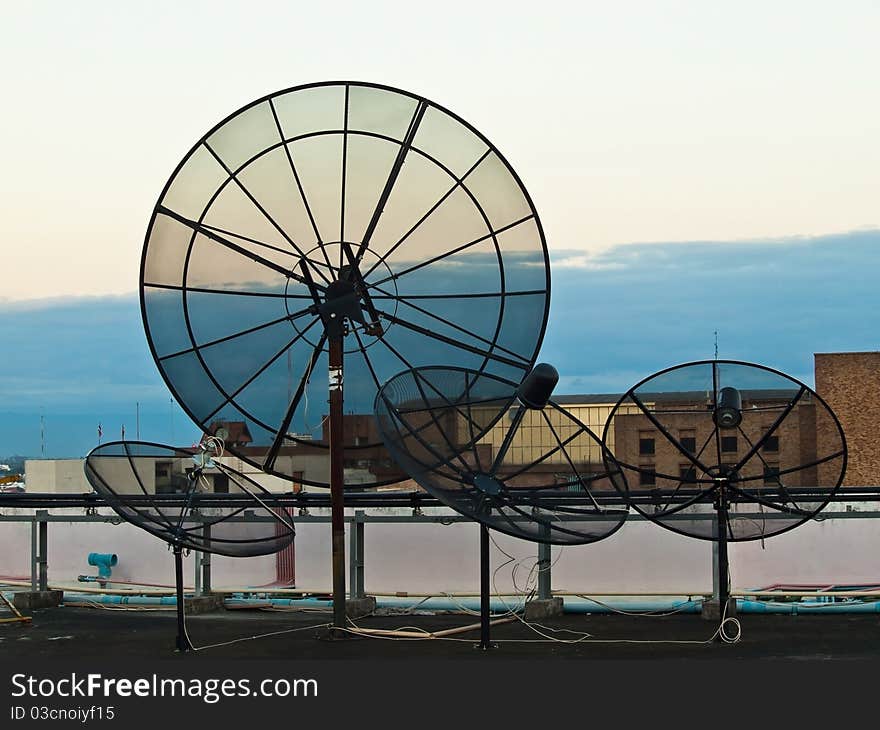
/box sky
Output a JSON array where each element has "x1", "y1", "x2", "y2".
[
  {"x1": 1, "y1": 2, "x2": 877, "y2": 456},
  {"x1": 3, "y1": 229, "x2": 878, "y2": 457}
]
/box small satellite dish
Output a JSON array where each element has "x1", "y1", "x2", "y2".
[
  {"x1": 601, "y1": 359, "x2": 847, "y2": 625},
  {"x1": 376, "y1": 365, "x2": 628, "y2": 545},
  {"x1": 376, "y1": 364, "x2": 628, "y2": 648},
  {"x1": 85, "y1": 440, "x2": 295, "y2": 651}
]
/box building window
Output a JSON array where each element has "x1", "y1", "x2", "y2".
[
  {"x1": 679, "y1": 465, "x2": 697, "y2": 482},
  {"x1": 763, "y1": 465, "x2": 781, "y2": 486},
  {"x1": 680, "y1": 436, "x2": 696, "y2": 454},
  {"x1": 762, "y1": 435, "x2": 779, "y2": 453},
  {"x1": 639, "y1": 468, "x2": 656, "y2": 486},
  {"x1": 154, "y1": 461, "x2": 173, "y2": 494},
  {"x1": 639, "y1": 437, "x2": 655, "y2": 456},
  {"x1": 213, "y1": 473, "x2": 229, "y2": 494},
  {"x1": 721, "y1": 436, "x2": 738, "y2": 453}
]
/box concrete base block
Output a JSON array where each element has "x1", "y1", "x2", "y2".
[
  {"x1": 13, "y1": 590, "x2": 63, "y2": 611},
  {"x1": 185, "y1": 595, "x2": 224, "y2": 614},
  {"x1": 346, "y1": 596, "x2": 377, "y2": 619},
  {"x1": 701, "y1": 598, "x2": 737, "y2": 621},
  {"x1": 524, "y1": 597, "x2": 564, "y2": 621}
]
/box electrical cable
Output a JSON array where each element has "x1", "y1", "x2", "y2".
[{"x1": 192, "y1": 621, "x2": 332, "y2": 652}]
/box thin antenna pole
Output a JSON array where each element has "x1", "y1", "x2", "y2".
[
  {"x1": 170, "y1": 398, "x2": 174, "y2": 444},
  {"x1": 40, "y1": 414, "x2": 45, "y2": 458},
  {"x1": 714, "y1": 330, "x2": 718, "y2": 360}
]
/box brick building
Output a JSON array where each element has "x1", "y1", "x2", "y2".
[
  {"x1": 815, "y1": 352, "x2": 880, "y2": 486},
  {"x1": 610, "y1": 389, "x2": 824, "y2": 491}
]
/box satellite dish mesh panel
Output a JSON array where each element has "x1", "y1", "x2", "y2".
[
  {"x1": 601, "y1": 360, "x2": 847, "y2": 541},
  {"x1": 141, "y1": 81, "x2": 550, "y2": 488},
  {"x1": 375, "y1": 366, "x2": 628, "y2": 544},
  {"x1": 85, "y1": 441, "x2": 294, "y2": 557}
]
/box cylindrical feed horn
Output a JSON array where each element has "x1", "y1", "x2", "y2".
[
  {"x1": 714, "y1": 387, "x2": 743, "y2": 429},
  {"x1": 516, "y1": 363, "x2": 559, "y2": 410}
]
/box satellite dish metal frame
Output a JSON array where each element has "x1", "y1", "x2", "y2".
[
  {"x1": 602, "y1": 358, "x2": 848, "y2": 640},
  {"x1": 85, "y1": 440, "x2": 296, "y2": 653},
  {"x1": 375, "y1": 364, "x2": 629, "y2": 650},
  {"x1": 140, "y1": 80, "x2": 554, "y2": 637}
]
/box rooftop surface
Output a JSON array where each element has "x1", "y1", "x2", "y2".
[{"x1": 3, "y1": 605, "x2": 880, "y2": 661}]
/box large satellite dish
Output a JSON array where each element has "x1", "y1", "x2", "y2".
[
  {"x1": 140, "y1": 81, "x2": 552, "y2": 635},
  {"x1": 375, "y1": 363, "x2": 628, "y2": 647},
  {"x1": 85, "y1": 439, "x2": 295, "y2": 651},
  {"x1": 375, "y1": 365, "x2": 628, "y2": 545},
  {"x1": 601, "y1": 359, "x2": 847, "y2": 625},
  {"x1": 141, "y1": 80, "x2": 550, "y2": 489}
]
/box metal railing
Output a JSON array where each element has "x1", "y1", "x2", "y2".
[{"x1": 3, "y1": 498, "x2": 880, "y2": 599}]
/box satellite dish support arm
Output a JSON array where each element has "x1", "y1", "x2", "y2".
[{"x1": 173, "y1": 543, "x2": 194, "y2": 652}]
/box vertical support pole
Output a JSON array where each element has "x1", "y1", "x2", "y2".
[
  {"x1": 537, "y1": 539, "x2": 552, "y2": 601},
  {"x1": 328, "y1": 331, "x2": 347, "y2": 635},
  {"x1": 715, "y1": 480, "x2": 731, "y2": 640},
  {"x1": 477, "y1": 523, "x2": 495, "y2": 650},
  {"x1": 711, "y1": 533, "x2": 720, "y2": 600},
  {"x1": 355, "y1": 510, "x2": 365, "y2": 599},
  {"x1": 36, "y1": 510, "x2": 48, "y2": 592},
  {"x1": 174, "y1": 545, "x2": 193, "y2": 653},
  {"x1": 30, "y1": 517, "x2": 38, "y2": 592}
]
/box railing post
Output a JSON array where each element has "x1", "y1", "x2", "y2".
[
  {"x1": 348, "y1": 511, "x2": 366, "y2": 599},
  {"x1": 202, "y1": 525, "x2": 212, "y2": 594},
  {"x1": 537, "y1": 540, "x2": 552, "y2": 600},
  {"x1": 36, "y1": 510, "x2": 48, "y2": 592},
  {"x1": 355, "y1": 510, "x2": 365, "y2": 599},
  {"x1": 194, "y1": 549, "x2": 202, "y2": 596},
  {"x1": 712, "y1": 536, "x2": 721, "y2": 601},
  {"x1": 30, "y1": 517, "x2": 38, "y2": 592},
  {"x1": 712, "y1": 517, "x2": 720, "y2": 600}
]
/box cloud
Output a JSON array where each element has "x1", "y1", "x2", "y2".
[
  {"x1": 1, "y1": 228, "x2": 877, "y2": 454},
  {"x1": 537, "y1": 228, "x2": 880, "y2": 393},
  {"x1": 548, "y1": 253, "x2": 626, "y2": 271}
]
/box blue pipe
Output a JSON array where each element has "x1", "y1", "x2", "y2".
[
  {"x1": 564, "y1": 598, "x2": 880, "y2": 614},
  {"x1": 563, "y1": 599, "x2": 702, "y2": 614},
  {"x1": 61, "y1": 594, "x2": 337, "y2": 609},
  {"x1": 373, "y1": 596, "x2": 521, "y2": 613},
  {"x1": 62, "y1": 593, "x2": 177, "y2": 606},
  {"x1": 50, "y1": 592, "x2": 880, "y2": 614},
  {"x1": 87, "y1": 553, "x2": 117, "y2": 580},
  {"x1": 225, "y1": 597, "x2": 334, "y2": 609},
  {"x1": 737, "y1": 598, "x2": 880, "y2": 614}
]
